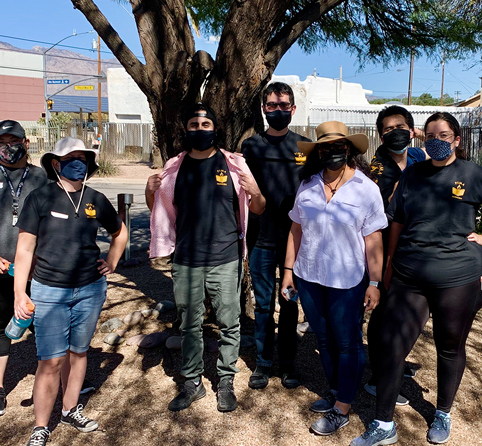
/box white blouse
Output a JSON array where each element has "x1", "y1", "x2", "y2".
[{"x1": 289, "y1": 169, "x2": 387, "y2": 289}]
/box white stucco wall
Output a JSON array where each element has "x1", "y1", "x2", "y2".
[
  {"x1": 107, "y1": 68, "x2": 153, "y2": 123},
  {"x1": 106, "y1": 69, "x2": 374, "y2": 125},
  {"x1": 0, "y1": 50, "x2": 43, "y2": 78}
]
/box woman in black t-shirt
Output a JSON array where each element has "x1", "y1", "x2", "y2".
[
  {"x1": 13, "y1": 137, "x2": 127, "y2": 446},
  {"x1": 351, "y1": 112, "x2": 482, "y2": 446}
]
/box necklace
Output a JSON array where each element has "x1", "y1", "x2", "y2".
[{"x1": 319, "y1": 167, "x2": 346, "y2": 196}]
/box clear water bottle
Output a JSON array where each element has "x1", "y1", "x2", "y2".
[
  {"x1": 5, "y1": 303, "x2": 35, "y2": 340},
  {"x1": 282, "y1": 286, "x2": 299, "y2": 302}
]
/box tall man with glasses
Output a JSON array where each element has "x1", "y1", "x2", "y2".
[{"x1": 241, "y1": 82, "x2": 310, "y2": 389}]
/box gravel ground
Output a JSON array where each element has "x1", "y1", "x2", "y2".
[{"x1": 3, "y1": 160, "x2": 482, "y2": 446}]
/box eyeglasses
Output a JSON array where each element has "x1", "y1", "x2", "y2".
[
  {"x1": 265, "y1": 102, "x2": 292, "y2": 112},
  {"x1": 425, "y1": 132, "x2": 454, "y2": 141}
]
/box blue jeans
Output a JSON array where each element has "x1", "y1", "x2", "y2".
[
  {"x1": 31, "y1": 276, "x2": 107, "y2": 360},
  {"x1": 249, "y1": 246, "x2": 298, "y2": 368},
  {"x1": 297, "y1": 276, "x2": 366, "y2": 404}
]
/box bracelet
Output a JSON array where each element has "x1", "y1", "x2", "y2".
[{"x1": 284, "y1": 267, "x2": 293, "y2": 271}]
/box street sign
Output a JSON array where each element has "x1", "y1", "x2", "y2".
[
  {"x1": 74, "y1": 85, "x2": 94, "y2": 90},
  {"x1": 47, "y1": 79, "x2": 70, "y2": 85}
]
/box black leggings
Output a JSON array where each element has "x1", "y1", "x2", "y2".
[{"x1": 375, "y1": 275, "x2": 482, "y2": 421}]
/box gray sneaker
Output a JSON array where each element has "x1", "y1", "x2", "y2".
[
  {"x1": 311, "y1": 406, "x2": 349, "y2": 436},
  {"x1": 364, "y1": 383, "x2": 409, "y2": 406},
  {"x1": 310, "y1": 390, "x2": 337, "y2": 413},
  {"x1": 427, "y1": 412, "x2": 451, "y2": 444},
  {"x1": 350, "y1": 420, "x2": 398, "y2": 446}
]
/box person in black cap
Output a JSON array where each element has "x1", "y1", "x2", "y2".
[
  {"x1": 146, "y1": 103, "x2": 265, "y2": 413},
  {"x1": 0, "y1": 120, "x2": 48, "y2": 417}
]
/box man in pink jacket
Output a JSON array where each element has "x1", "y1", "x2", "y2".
[{"x1": 146, "y1": 103, "x2": 265, "y2": 412}]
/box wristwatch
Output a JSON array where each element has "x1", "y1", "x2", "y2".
[{"x1": 369, "y1": 281, "x2": 381, "y2": 289}]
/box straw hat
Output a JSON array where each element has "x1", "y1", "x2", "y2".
[
  {"x1": 41, "y1": 137, "x2": 99, "y2": 180},
  {"x1": 297, "y1": 121, "x2": 369, "y2": 155}
]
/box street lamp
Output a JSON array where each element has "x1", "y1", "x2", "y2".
[{"x1": 43, "y1": 30, "x2": 95, "y2": 143}]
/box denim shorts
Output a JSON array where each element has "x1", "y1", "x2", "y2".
[{"x1": 31, "y1": 276, "x2": 107, "y2": 360}]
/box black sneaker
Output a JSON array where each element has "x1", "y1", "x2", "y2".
[
  {"x1": 248, "y1": 365, "x2": 270, "y2": 389},
  {"x1": 168, "y1": 378, "x2": 206, "y2": 412},
  {"x1": 280, "y1": 369, "x2": 301, "y2": 389},
  {"x1": 0, "y1": 387, "x2": 6, "y2": 416},
  {"x1": 26, "y1": 426, "x2": 50, "y2": 446},
  {"x1": 79, "y1": 378, "x2": 96, "y2": 395},
  {"x1": 217, "y1": 376, "x2": 237, "y2": 412},
  {"x1": 60, "y1": 404, "x2": 98, "y2": 432}
]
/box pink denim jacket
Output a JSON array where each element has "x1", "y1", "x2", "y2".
[{"x1": 149, "y1": 149, "x2": 253, "y2": 259}]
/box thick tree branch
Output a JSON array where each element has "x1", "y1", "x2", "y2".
[
  {"x1": 265, "y1": 0, "x2": 345, "y2": 68},
  {"x1": 71, "y1": 0, "x2": 149, "y2": 94}
]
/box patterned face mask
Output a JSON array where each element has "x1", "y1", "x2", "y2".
[
  {"x1": 424, "y1": 138, "x2": 454, "y2": 161},
  {"x1": 0, "y1": 143, "x2": 26, "y2": 164}
]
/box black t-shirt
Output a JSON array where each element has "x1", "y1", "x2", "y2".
[
  {"x1": 17, "y1": 183, "x2": 122, "y2": 288},
  {"x1": 173, "y1": 150, "x2": 240, "y2": 267},
  {"x1": 241, "y1": 130, "x2": 310, "y2": 249},
  {"x1": 370, "y1": 145, "x2": 426, "y2": 211},
  {"x1": 0, "y1": 164, "x2": 48, "y2": 263},
  {"x1": 391, "y1": 158, "x2": 482, "y2": 287}
]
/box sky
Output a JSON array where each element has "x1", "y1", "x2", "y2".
[{"x1": 4, "y1": 0, "x2": 482, "y2": 102}]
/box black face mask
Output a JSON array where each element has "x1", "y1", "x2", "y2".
[
  {"x1": 185, "y1": 130, "x2": 216, "y2": 152},
  {"x1": 320, "y1": 149, "x2": 347, "y2": 171},
  {"x1": 383, "y1": 128, "x2": 411, "y2": 154},
  {"x1": 265, "y1": 110, "x2": 292, "y2": 131}
]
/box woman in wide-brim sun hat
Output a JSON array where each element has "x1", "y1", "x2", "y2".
[{"x1": 281, "y1": 121, "x2": 386, "y2": 436}]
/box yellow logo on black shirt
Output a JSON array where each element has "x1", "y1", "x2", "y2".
[
  {"x1": 370, "y1": 159, "x2": 383, "y2": 184},
  {"x1": 452, "y1": 181, "x2": 465, "y2": 200},
  {"x1": 85, "y1": 203, "x2": 96, "y2": 218},
  {"x1": 216, "y1": 169, "x2": 228, "y2": 186},
  {"x1": 294, "y1": 152, "x2": 306, "y2": 165}
]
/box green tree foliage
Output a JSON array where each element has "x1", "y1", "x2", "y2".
[
  {"x1": 37, "y1": 112, "x2": 73, "y2": 127},
  {"x1": 73, "y1": 0, "x2": 482, "y2": 161},
  {"x1": 370, "y1": 93, "x2": 454, "y2": 105}
]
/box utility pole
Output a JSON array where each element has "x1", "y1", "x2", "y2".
[
  {"x1": 440, "y1": 51, "x2": 445, "y2": 106},
  {"x1": 407, "y1": 47, "x2": 414, "y2": 105},
  {"x1": 97, "y1": 34, "x2": 102, "y2": 139},
  {"x1": 454, "y1": 91, "x2": 461, "y2": 103}
]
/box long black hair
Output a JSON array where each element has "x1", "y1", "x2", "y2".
[{"x1": 299, "y1": 142, "x2": 374, "y2": 182}]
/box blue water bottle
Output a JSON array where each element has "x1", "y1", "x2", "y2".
[
  {"x1": 8, "y1": 263, "x2": 14, "y2": 276},
  {"x1": 5, "y1": 303, "x2": 35, "y2": 340}
]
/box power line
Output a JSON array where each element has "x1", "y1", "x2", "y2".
[
  {"x1": 0, "y1": 65, "x2": 102, "y2": 78},
  {"x1": 0, "y1": 34, "x2": 145, "y2": 60}
]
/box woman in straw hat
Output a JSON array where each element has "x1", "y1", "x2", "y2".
[
  {"x1": 13, "y1": 137, "x2": 127, "y2": 446},
  {"x1": 281, "y1": 121, "x2": 387, "y2": 436}
]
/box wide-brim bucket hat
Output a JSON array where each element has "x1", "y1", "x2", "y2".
[
  {"x1": 41, "y1": 137, "x2": 99, "y2": 180},
  {"x1": 297, "y1": 121, "x2": 369, "y2": 155}
]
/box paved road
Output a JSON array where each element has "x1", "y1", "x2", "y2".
[{"x1": 89, "y1": 179, "x2": 151, "y2": 255}]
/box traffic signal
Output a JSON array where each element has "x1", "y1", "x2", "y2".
[{"x1": 47, "y1": 99, "x2": 53, "y2": 110}]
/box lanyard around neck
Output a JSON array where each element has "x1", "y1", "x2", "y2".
[{"x1": 0, "y1": 164, "x2": 30, "y2": 226}]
